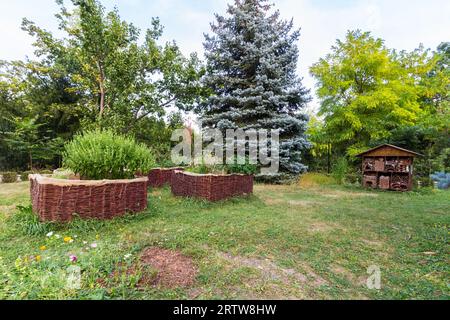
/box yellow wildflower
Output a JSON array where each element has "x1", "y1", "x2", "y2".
[
  {"x1": 36, "y1": 255, "x2": 41, "y2": 262},
  {"x1": 64, "y1": 236, "x2": 73, "y2": 243},
  {"x1": 95, "y1": 234, "x2": 100, "y2": 240},
  {"x1": 39, "y1": 245, "x2": 47, "y2": 251}
]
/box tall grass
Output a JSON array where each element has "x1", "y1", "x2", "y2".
[{"x1": 298, "y1": 172, "x2": 336, "y2": 188}]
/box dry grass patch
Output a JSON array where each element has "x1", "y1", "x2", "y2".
[
  {"x1": 217, "y1": 252, "x2": 328, "y2": 289},
  {"x1": 307, "y1": 221, "x2": 336, "y2": 233},
  {"x1": 288, "y1": 200, "x2": 322, "y2": 207},
  {"x1": 318, "y1": 190, "x2": 379, "y2": 198},
  {"x1": 0, "y1": 205, "x2": 18, "y2": 217},
  {"x1": 262, "y1": 197, "x2": 285, "y2": 205},
  {"x1": 0, "y1": 181, "x2": 29, "y2": 203},
  {"x1": 362, "y1": 239, "x2": 385, "y2": 247},
  {"x1": 330, "y1": 264, "x2": 367, "y2": 288}
]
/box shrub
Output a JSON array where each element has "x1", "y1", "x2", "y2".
[
  {"x1": 63, "y1": 130, "x2": 155, "y2": 180},
  {"x1": 430, "y1": 172, "x2": 450, "y2": 190},
  {"x1": 186, "y1": 157, "x2": 258, "y2": 175},
  {"x1": 430, "y1": 148, "x2": 450, "y2": 172},
  {"x1": 332, "y1": 157, "x2": 349, "y2": 185},
  {"x1": 345, "y1": 173, "x2": 360, "y2": 184},
  {"x1": 225, "y1": 158, "x2": 258, "y2": 175},
  {"x1": 186, "y1": 164, "x2": 224, "y2": 174},
  {"x1": 19, "y1": 171, "x2": 34, "y2": 181},
  {"x1": 1, "y1": 172, "x2": 18, "y2": 183}
]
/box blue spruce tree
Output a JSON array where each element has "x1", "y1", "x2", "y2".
[{"x1": 201, "y1": 0, "x2": 311, "y2": 182}]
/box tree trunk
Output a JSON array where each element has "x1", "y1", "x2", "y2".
[
  {"x1": 327, "y1": 142, "x2": 331, "y2": 174},
  {"x1": 97, "y1": 61, "x2": 106, "y2": 117},
  {"x1": 29, "y1": 149, "x2": 33, "y2": 171},
  {"x1": 99, "y1": 85, "x2": 105, "y2": 117}
]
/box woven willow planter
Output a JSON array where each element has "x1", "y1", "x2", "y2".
[
  {"x1": 29, "y1": 174, "x2": 148, "y2": 222},
  {"x1": 171, "y1": 170, "x2": 253, "y2": 201},
  {"x1": 146, "y1": 167, "x2": 184, "y2": 188}
]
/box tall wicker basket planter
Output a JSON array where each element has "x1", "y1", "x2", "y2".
[
  {"x1": 29, "y1": 174, "x2": 148, "y2": 222},
  {"x1": 145, "y1": 167, "x2": 184, "y2": 188},
  {"x1": 171, "y1": 170, "x2": 253, "y2": 201}
]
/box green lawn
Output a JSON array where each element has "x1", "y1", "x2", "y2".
[{"x1": 0, "y1": 181, "x2": 448, "y2": 300}]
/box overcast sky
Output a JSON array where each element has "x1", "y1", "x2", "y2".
[{"x1": 1, "y1": 0, "x2": 449, "y2": 112}]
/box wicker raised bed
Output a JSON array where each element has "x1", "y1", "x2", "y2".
[
  {"x1": 146, "y1": 167, "x2": 184, "y2": 188},
  {"x1": 171, "y1": 170, "x2": 253, "y2": 201},
  {"x1": 29, "y1": 174, "x2": 148, "y2": 222}
]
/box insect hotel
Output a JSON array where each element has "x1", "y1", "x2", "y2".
[{"x1": 357, "y1": 144, "x2": 421, "y2": 191}]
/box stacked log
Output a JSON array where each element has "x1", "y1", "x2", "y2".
[
  {"x1": 391, "y1": 175, "x2": 409, "y2": 191},
  {"x1": 385, "y1": 161, "x2": 397, "y2": 172}
]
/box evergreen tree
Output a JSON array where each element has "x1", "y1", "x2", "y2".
[{"x1": 201, "y1": 0, "x2": 311, "y2": 181}]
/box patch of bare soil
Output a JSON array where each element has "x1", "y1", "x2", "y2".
[
  {"x1": 218, "y1": 252, "x2": 327, "y2": 287},
  {"x1": 362, "y1": 239, "x2": 384, "y2": 247},
  {"x1": 263, "y1": 198, "x2": 321, "y2": 207},
  {"x1": 330, "y1": 264, "x2": 367, "y2": 287},
  {"x1": 308, "y1": 222, "x2": 335, "y2": 233},
  {"x1": 263, "y1": 197, "x2": 284, "y2": 205},
  {"x1": 151, "y1": 190, "x2": 162, "y2": 196},
  {"x1": 99, "y1": 247, "x2": 198, "y2": 289},
  {"x1": 140, "y1": 247, "x2": 198, "y2": 288},
  {"x1": 0, "y1": 205, "x2": 16, "y2": 217}
]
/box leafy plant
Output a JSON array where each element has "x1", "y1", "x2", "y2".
[
  {"x1": 187, "y1": 164, "x2": 214, "y2": 174},
  {"x1": 185, "y1": 156, "x2": 258, "y2": 175},
  {"x1": 186, "y1": 162, "x2": 223, "y2": 174},
  {"x1": 52, "y1": 168, "x2": 76, "y2": 180},
  {"x1": 430, "y1": 172, "x2": 450, "y2": 189},
  {"x1": 19, "y1": 171, "x2": 33, "y2": 181},
  {"x1": 1, "y1": 172, "x2": 18, "y2": 183},
  {"x1": 298, "y1": 172, "x2": 336, "y2": 188},
  {"x1": 331, "y1": 157, "x2": 349, "y2": 185},
  {"x1": 63, "y1": 130, "x2": 155, "y2": 180},
  {"x1": 12, "y1": 205, "x2": 55, "y2": 236},
  {"x1": 225, "y1": 158, "x2": 258, "y2": 175}
]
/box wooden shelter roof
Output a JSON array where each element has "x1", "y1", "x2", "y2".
[{"x1": 356, "y1": 144, "x2": 423, "y2": 157}]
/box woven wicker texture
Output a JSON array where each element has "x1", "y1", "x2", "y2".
[
  {"x1": 29, "y1": 174, "x2": 148, "y2": 222},
  {"x1": 171, "y1": 171, "x2": 253, "y2": 201},
  {"x1": 146, "y1": 167, "x2": 184, "y2": 188}
]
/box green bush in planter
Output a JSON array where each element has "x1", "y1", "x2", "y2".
[
  {"x1": 225, "y1": 157, "x2": 258, "y2": 175},
  {"x1": 63, "y1": 130, "x2": 155, "y2": 180},
  {"x1": 2, "y1": 172, "x2": 18, "y2": 183}
]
